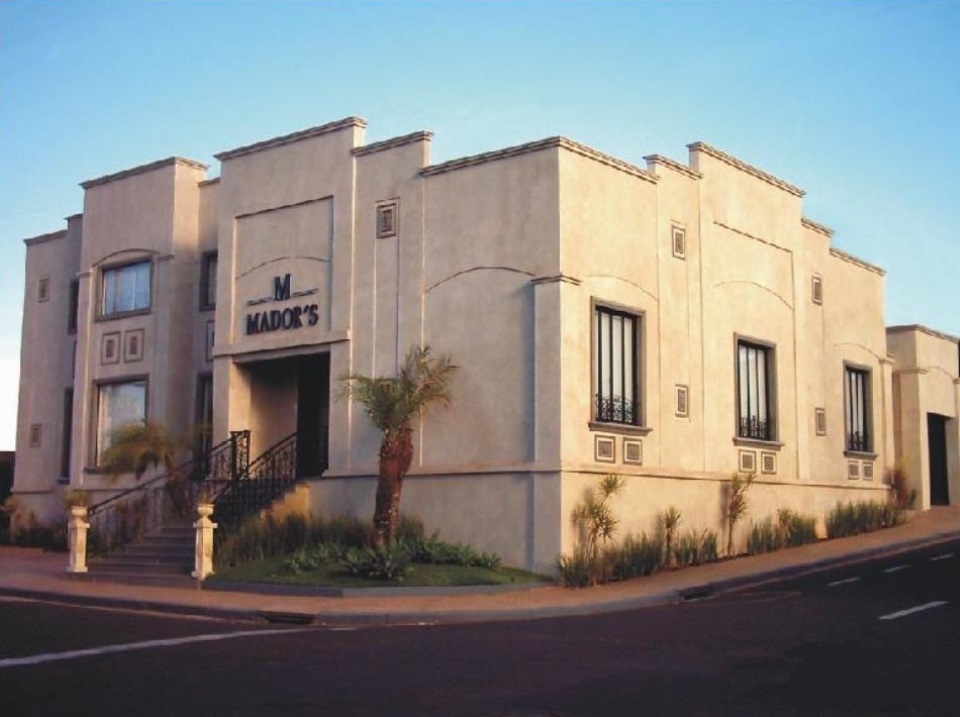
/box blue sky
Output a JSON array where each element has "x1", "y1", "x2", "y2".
[{"x1": 1, "y1": 0, "x2": 958, "y2": 450}]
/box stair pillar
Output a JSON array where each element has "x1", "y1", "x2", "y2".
[
  {"x1": 191, "y1": 503, "x2": 218, "y2": 580},
  {"x1": 67, "y1": 506, "x2": 90, "y2": 574}
]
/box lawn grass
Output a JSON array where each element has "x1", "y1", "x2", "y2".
[{"x1": 211, "y1": 556, "x2": 545, "y2": 589}]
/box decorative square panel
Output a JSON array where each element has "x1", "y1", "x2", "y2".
[
  {"x1": 29, "y1": 423, "x2": 42, "y2": 448},
  {"x1": 38, "y1": 278, "x2": 50, "y2": 302},
  {"x1": 815, "y1": 407, "x2": 827, "y2": 436},
  {"x1": 101, "y1": 332, "x2": 120, "y2": 365},
  {"x1": 812, "y1": 274, "x2": 823, "y2": 305},
  {"x1": 761, "y1": 451, "x2": 777, "y2": 475},
  {"x1": 848, "y1": 461, "x2": 860, "y2": 480},
  {"x1": 376, "y1": 200, "x2": 398, "y2": 238},
  {"x1": 739, "y1": 450, "x2": 756, "y2": 473},
  {"x1": 123, "y1": 329, "x2": 144, "y2": 363},
  {"x1": 672, "y1": 226, "x2": 686, "y2": 259},
  {"x1": 861, "y1": 462, "x2": 874, "y2": 481},
  {"x1": 623, "y1": 439, "x2": 643, "y2": 465},
  {"x1": 595, "y1": 435, "x2": 616, "y2": 463},
  {"x1": 675, "y1": 384, "x2": 689, "y2": 418}
]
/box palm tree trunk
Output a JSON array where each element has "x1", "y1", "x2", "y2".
[{"x1": 373, "y1": 425, "x2": 414, "y2": 547}]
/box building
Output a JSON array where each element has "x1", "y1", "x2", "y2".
[{"x1": 14, "y1": 116, "x2": 960, "y2": 572}]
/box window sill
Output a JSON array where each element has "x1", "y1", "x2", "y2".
[
  {"x1": 844, "y1": 450, "x2": 878, "y2": 460},
  {"x1": 588, "y1": 421, "x2": 652, "y2": 437},
  {"x1": 199, "y1": 303, "x2": 216, "y2": 312},
  {"x1": 95, "y1": 308, "x2": 151, "y2": 322},
  {"x1": 733, "y1": 437, "x2": 784, "y2": 450}
]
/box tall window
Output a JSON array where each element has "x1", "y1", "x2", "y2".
[
  {"x1": 101, "y1": 261, "x2": 151, "y2": 317},
  {"x1": 737, "y1": 340, "x2": 774, "y2": 441},
  {"x1": 96, "y1": 379, "x2": 147, "y2": 462},
  {"x1": 195, "y1": 373, "x2": 214, "y2": 471},
  {"x1": 67, "y1": 279, "x2": 79, "y2": 333},
  {"x1": 844, "y1": 366, "x2": 870, "y2": 452},
  {"x1": 60, "y1": 388, "x2": 74, "y2": 478},
  {"x1": 594, "y1": 305, "x2": 640, "y2": 425},
  {"x1": 200, "y1": 252, "x2": 218, "y2": 310}
]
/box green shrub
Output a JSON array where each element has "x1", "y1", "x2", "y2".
[
  {"x1": 613, "y1": 533, "x2": 665, "y2": 580},
  {"x1": 747, "y1": 518, "x2": 780, "y2": 555},
  {"x1": 674, "y1": 528, "x2": 720, "y2": 567},
  {"x1": 343, "y1": 544, "x2": 411, "y2": 581},
  {"x1": 826, "y1": 501, "x2": 904, "y2": 539},
  {"x1": 778, "y1": 508, "x2": 818, "y2": 547},
  {"x1": 558, "y1": 547, "x2": 593, "y2": 588}
]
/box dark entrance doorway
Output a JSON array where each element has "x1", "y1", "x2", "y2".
[
  {"x1": 296, "y1": 353, "x2": 329, "y2": 477},
  {"x1": 928, "y1": 413, "x2": 950, "y2": 506}
]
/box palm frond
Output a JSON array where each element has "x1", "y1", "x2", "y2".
[
  {"x1": 338, "y1": 345, "x2": 457, "y2": 432},
  {"x1": 99, "y1": 421, "x2": 183, "y2": 481}
]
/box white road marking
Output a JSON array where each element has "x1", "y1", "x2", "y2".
[
  {"x1": 883, "y1": 564, "x2": 911, "y2": 574},
  {"x1": 827, "y1": 577, "x2": 861, "y2": 587},
  {"x1": 879, "y1": 601, "x2": 948, "y2": 621},
  {"x1": 0, "y1": 627, "x2": 312, "y2": 669},
  {"x1": 930, "y1": 553, "x2": 954, "y2": 562}
]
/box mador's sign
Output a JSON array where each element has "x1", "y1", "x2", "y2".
[{"x1": 245, "y1": 274, "x2": 319, "y2": 335}]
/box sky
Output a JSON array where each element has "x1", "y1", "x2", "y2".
[{"x1": 1, "y1": 0, "x2": 958, "y2": 451}]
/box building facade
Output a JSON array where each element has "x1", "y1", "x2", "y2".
[{"x1": 14, "y1": 117, "x2": 960, "y2": 572}]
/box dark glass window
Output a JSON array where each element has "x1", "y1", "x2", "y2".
[
  {"x1": 737, "y1": 341, "x2": 774, "y2": 441},
  {"x1": 844, "y1": 367, "x2": 870, "y2": 452},
  {"x1": 200, "y1": 252, "x2": 218, "y2": 309},
  {"x1": 594, "y1": 305, "x2": 640, "y2": 425},
  {"x1": 101, "y1": 261, "x2": 150, "y2": 316}
]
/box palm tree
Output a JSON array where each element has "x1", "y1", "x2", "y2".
[
  {"x1": 100, "y1": 421, "x2": 182, "y2": 481},
  {"x1": 340, "y1": 345, "x2": 457, "y2": 546}
]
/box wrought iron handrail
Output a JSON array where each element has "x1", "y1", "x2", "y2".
[
  {"x1": 85, "y1": 430, "x2": 250, "y2": 555},
  {"x1": 213, "y1": 432, "x2": 298, "y2": 531}
]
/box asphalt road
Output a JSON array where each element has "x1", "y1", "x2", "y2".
[{"x1": 2, "y1": 538, "x2": 958, "y2": 717}]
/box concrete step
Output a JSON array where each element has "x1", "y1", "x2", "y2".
[
  {"x1": 121, "y1": 544, "x2": 193, "y2": 558},
  {"x1": 78, "y1": 571, "x2": 198, "y2": 588},
  {"x1": 92, "y1": 559, "x2": 191, "y2": 575},
  {"x1": 100, "y1": 552, "x2": 192, "y2": 565}
]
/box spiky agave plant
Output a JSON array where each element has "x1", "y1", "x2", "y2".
[{"x1": 99, "y1": 421, "x2": 183, "y2": 482}]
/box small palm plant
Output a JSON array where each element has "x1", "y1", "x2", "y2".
[
  {"x1": 100, "y1": 421, "x2": 182, "y2": 481},
  {"x1": 339, "y1": 345, "x2": 457, "y2": 547},
  {"x1": 724, "y1": 472, "x2": 754, "y2": 556}
]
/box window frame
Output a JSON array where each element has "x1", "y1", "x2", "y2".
[
  {"x1": 92, "y1": 376, "x2": 148, "y2": 467},
  {"x1": 735, "y1": 337, "x2": 777, "y2": 443},
  {"x1": 99, "y1": 259, "x2": 152, "y2": 320},
  {"x1": 199, "y1": 251, "x2": 218, "y2": 310},
  {"x1": 843, "y1": 364, "x2": 872, "y2": 454},
  {"x1": 591, "y1": 300, "x2": 642, "y2": 428}
]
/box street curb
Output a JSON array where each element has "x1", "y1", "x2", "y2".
[{"x1": 2, "y1": 528, "x2": 958, "y2": 627}]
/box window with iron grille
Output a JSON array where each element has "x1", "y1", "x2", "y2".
[
  {"x1": 844, "y1": 366, "x2": 870, "y2": 452},
  {"x1": 737, "y1": 340, "x2": 775, "y2": 441},
  {"x1": 594, "y1": 304, "x2": 640, "y2": 425}
]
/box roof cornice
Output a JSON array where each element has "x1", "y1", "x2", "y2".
[
  {"x1": 801, "y1": 217, "x2": 834, "y2": 237},
  {"x1": 215, "y1": 116, "x2": 367, "y2": 161},
  {"x1": 688, "y1": 142, "x2": 805, "y2": 197},
  {"x1": 353, "y1": 131, "x2": 433, "y2": 157},
  {"x1": 829, "y1": 247, "x2": 885, "y2": 276},
  {"x1": 81, "y1": 156, "x2": 208, "y2": 190},
  {"x1": 421, "y1": 136, "x2": 657, "y2": 183},
  {"x1": 24, "y1": 229, "x2": 67, "y2": 246},
  {"x1": 643, "y1": 153, "x2": 702, "y2": 180},
  {"x1": 887, "y1": 324, "x2": 960, "y2": 343}
]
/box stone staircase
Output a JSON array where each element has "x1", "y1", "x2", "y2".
[{"x1": 87, "y1": 517, "x2": 196, "y2": 586}]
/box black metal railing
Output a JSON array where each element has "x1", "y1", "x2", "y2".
[
  {"x1": 846, "y1": 431, "x2": 869, "y2": 452},
  {"x1": 86, "y1": 430, "x2": 250, "y2": 555},
  {"x1": 595, "y1": 394, "x2": 638, "y2": 425},
  {"x1": 738, "y1": 416, "x2": 774, "y2": 442},
  {"x1": 213, "y1": 432, "x2": 299, "y2": 531}
]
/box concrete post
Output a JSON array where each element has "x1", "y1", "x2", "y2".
[
  {"x1": 67, "y1": 506, "x2": 90, "y2": 574},
  {"x1": 191, "y1": 503, "x2": 218, "y2": 580}
]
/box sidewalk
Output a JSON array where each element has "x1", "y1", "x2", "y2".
[{"x1": 2, "y1": 508, "x2": 959, "y2": 627}]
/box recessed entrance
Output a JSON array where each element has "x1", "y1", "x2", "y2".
[
  {"x1": 296, "y1": 353, "x2": 329, "y2": 477},
  {"x1": 927, "y1": 413, "x2": 949, "y2": 506},
  {"x1": 244, "y1": 352, "x2": 329, "y2": 477}
]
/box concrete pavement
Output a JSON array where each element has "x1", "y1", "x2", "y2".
[{"x1": 2, "y1": 507, "x2": 959, "y2": 626}]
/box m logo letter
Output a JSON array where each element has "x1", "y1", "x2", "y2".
[{"x1": 273, "y1": 274, "x2": 291, "y2": 302}]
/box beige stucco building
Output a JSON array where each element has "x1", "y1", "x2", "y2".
[{"x1": 14, "y1": 116, "x2": 960, "y2": 572}]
